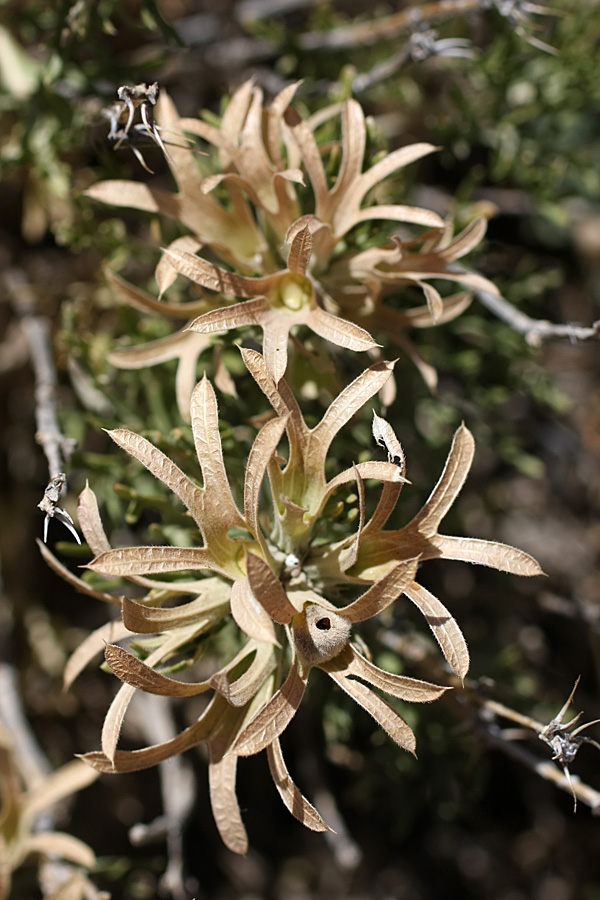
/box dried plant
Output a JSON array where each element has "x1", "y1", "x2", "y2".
[
  {"x1": 54, "y1": 352, "x2": 543, "y2": 853},
  {"x1": 88, "y1": 80, "x2": 498, "y2": 415},
  {"x1": 0, "y1": 726, "x2": 103, "y2": 900}
]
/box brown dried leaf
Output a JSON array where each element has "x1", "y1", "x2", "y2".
[
  {"x1": 356, "y1": 142, "x2": 439, "y2": 204},
  {"x1": 434, "y1": 535, "x2": 544, "y2": 576},
  {"x1": 338, "y1": 557, "x2": 420, "y2": 623},
  {"x1": 420, "y1": 282, "x2": 444, "y2": 322},
  {"x1": 324, "y1": 461, "x2": 407, "y2": 500},
  {"x1": 121, "y1": 587, "x2": 229, "y2": 634},
  {"x1": 267, "y1": 738, "x2": 331, "y2": 832},
  {"x1": 78, "y1": 482, "x2": 111, "y2": 555},
  {"x1": 244, "y1": 415, "x2": 289, "y2": 554},
  {"x1": 309, "y1": 306, "x2": 378, "y2": 352},
  {"x1": 81, "y1": 704, "x2": 219, "y2": 773},
  {"x1": 246, "y1": 552, "x2": 297, "y2": 624},
  {"x1": 287, "y1": 224, "x2": 313, "y2": 275},
  {"x1": 107, "y1": 429, "x2": 205, "y2": 528},
  {"x1": 351, "y1": 204, "x2": 444, "y2": 229},
  {"x1": 101, "y1": 682, "x2": 137, "y2": 764},
  {"x1": 108, "y1": 329, "x2": 202, "y2": 369},
  {"x1": 85, "y1": 181, "x2": 184, "y2": 220},
  {"x1": 64, "y1": 619, "x2": 131, "y2": 690},
  {"x1": 80, "y1": 483, "x2": 182, "y2": 589},
  {"x1": 404, "y1": 582, "x2": 470, "y2": 680},
  {"x1": 210, "y1": 642, "x2": 275, "y2": 707},
  {"x1": 266, "y1": 80, "x2": 302, "y2": 163},
  {"x1": 156, "y1": 235, "x2": 202, "y2": 297},
  {"x1": 36, "y1": 539, "x2": 120, "y2": 607},
  {"x1": 88, "y1": 546, "x2": 215, "y2": 577},
  {"x1": 439, "y1": 217, "x2": 487, "y2": 261},
  {"x1": 314, "y1": 360, "x2": 394, "y2": 455},
  {"x1": 240, "y1": 347, "x2": 304, "y2": 433},
  {"x1": 326, "y1": 669, "x2": 417, "y2": 754},
  {"x1": 401, "y1": 292, "x2": 472, "y2": 329},
  {"x1": 233, "y1": 659, "x2": 307, "y2": 756},
  {"x1": 284, "y1": 106, "x2": 329, "y2": 207},
  {"x1": 230, "y1": 577, "x2": 280, "y2": 645},
  {"x1": 104, "y1": 643, "x2": 212, "y2": 697},
  {"x1": 165, "y1": 248, "x2": 273, "y2": 297},
  {"x1": 261, "y1": 314, "x2": 294, "y2": 384},
  {"x1": 339, "y1": 464, "x2": 365, "y2": 573},
  {"x1": 106, "y1": 267, "x2": 207, "y2": 317},
  {"x1": 101, "y1": 625, "x2": 200, "y2": 762},
  {"x1": 408, "y1": 424, "x2": 474, "y2": 537},
  {"x1": 362, "y1": 481, "x2": 403, "y2": 535},
  {"x1": 332, "y1": 645, "x2": 449, "y2": 702},
  {"x1": 22, "y1": 833, "x2": 95, "y2": 870},
  {"x1": 188, "y1": 296, "x2": 267, "y2": 335},
  {"x1": 190, "y1": 376, "x2": 245, "y2": 534},
  {"x1": 330, "y1": 99, "x2": 366, "y2": 204},
  {"x1": 208, "y1": 754, "x2": 248, "y2": 855}
]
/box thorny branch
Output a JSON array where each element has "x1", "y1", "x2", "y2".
[
  {"x1": 484, "y1": 727, "x2": 600, "y2": 813},
  {"x1": 3, "y1": 269, "x2": 79, "y2": 543},
  {"x1": 468, "y1": 683, "x2": 600, "y2": 811},
  {"x1": 352, "y1": 29, "x2": 473, "y2": 95},
  {"x1": 378, "y1": 630, "x2": 600, "y2": 812},
  {"x1": 4, "y1": 270, "x2": 76, "y2": 479},
  {"x1": 104, "y1": 82, "x2": 167, "y2": 173},
  {"x1": 298, "y1": 0, "x2": 557, "y2": 53}
]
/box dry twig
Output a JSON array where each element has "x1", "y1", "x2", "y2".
[
  {"x1": 378, "y1": 630, "x2": 600, "y2": 812},
  {"x1": 3, "y1": 270, "x2": 79, "y2": 544},
  {"x1": 474, "y1": 285, "x2": 600, "y2": 345}
]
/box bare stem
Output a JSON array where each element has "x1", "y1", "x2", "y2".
[
  {"x1": 4, "y1": 269, "x2": 76, "y2": 481},
  {"x1": 474, "y1": 286, "x2": 600, "y2": 346}
]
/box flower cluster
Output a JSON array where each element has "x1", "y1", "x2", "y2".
[
  {"x1": 46, "y1": 350, "x2": 542, "y2": 853},
  {"x1": 87, "y1": 80, "x2": 497, "y2": 416},
  {"x1": 44, "y1": 81, "x2": 545, "y2": 854}
]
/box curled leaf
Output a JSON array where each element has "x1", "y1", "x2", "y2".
[
  {"x1": 267, "y1": 738, "x2": 331, "y2": 832},
  {"x1": 233, "y1": 659, "x2": 307, "y2": 757},
  {"x1": 326, "y1": 668, "x2": 417, "y2": 755},
  {"x1": 404, "y1": 581, "x2": 470, "y2": 681},
  {"x1": 104, "y1": 643, "x2": 212, "y2": 697}
]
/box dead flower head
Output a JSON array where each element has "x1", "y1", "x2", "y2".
[
  {"x1": 0, "y1": 726, "x2": 102, "y2": 900},
  {"x1": 51, "y1": 355, "x2": 543, "y2": 853},
  {"x1": 88, "y1": 80, "x2": 497, "y2": 414}
]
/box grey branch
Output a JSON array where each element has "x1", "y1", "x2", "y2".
[
  {"x1": 4, "y1": 269, "x2": 80, "y2": 543},
  {"x1": 4, "y1": 269, "x2": 76, "y2": 480},
  {"x1": 475, "y1": 286, "x2": 600, "y2": 346},
  {"x1": 447, "y1": 265, "x2": 600, "y2": 344}
]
